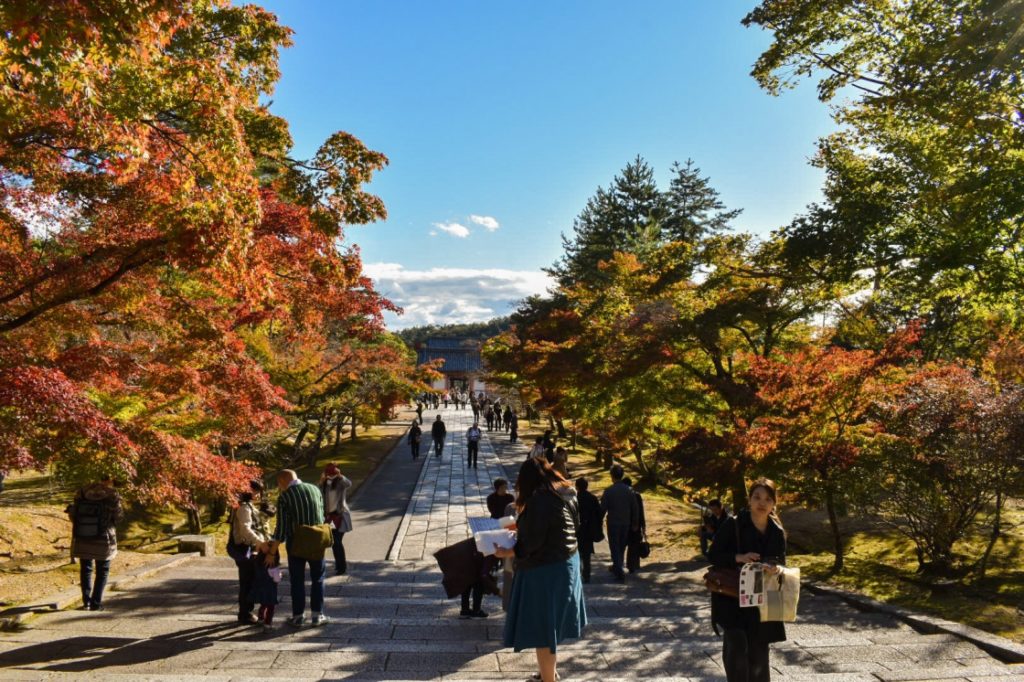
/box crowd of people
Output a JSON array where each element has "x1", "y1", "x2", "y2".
[{"x1": 63, "y1": 390, "x2": 787, "y2": 682}]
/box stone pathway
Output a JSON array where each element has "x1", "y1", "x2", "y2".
[{"x1": 1, "y1": 404, "x2": 1022, "y2": 680}]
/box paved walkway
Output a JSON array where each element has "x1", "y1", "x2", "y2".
[{"x1": 1, "y1": 404, "x2": 1022, "y2": 680}]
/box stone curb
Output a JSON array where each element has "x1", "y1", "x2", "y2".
[
  {"x1": 0, "y1": 551, "x2": 199, "y2": 631},
  {"x1": 802, "y1": 580, "x2": 1024, "y2": 663},
  {"x1": 385, "y1": 431, "x2": 434, "y2": 562}
]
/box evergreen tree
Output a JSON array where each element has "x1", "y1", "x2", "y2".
[{"x1": 551, "y1": 157, "x2": 740, "y2": 288}]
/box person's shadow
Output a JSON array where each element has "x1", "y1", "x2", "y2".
[{"x1": 0, "y1": 621, "x2": 246, "y2": 673}]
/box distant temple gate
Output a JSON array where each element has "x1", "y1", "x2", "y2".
[{"x1": 416, "y1": 337, "x2": 487, "y2": 394}]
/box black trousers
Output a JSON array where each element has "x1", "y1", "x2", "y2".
[
  {"x1": 466, "y1": 441, "x2": 479, "y2": 468},
  {"x1": 461, "y1": 582, "x2": 483, "y2": 612},
  {"x1": 434, "y1": 438, "x2": 444, "y2": 457},
  {"x1": 579, "y1": 550, "x2": 592, "y2": 582},
  {"x1": 236, "y1": 557, "x2": 255, "y2": 617},
  {"x1": 723, "y1": 629, "x2": 771, "y2": 682}
]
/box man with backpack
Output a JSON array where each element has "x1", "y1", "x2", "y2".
[{"x1": 66, "y1": 475, "x2": 123, "y2": 611}]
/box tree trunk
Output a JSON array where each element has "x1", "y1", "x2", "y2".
[
  {"x1": 208, "y1": 497, "x2": 227, "y2": 526},
  {"x1": 186, "y1": 507, "x2": 202, "y2": 534},
  {"x1": 350, "y1": 414, "x2": 358, "y2": 440},
  {"x1": 975, "y1": 488, "x2": 1003, "y2": 582},
  {"x1": 556, "y1": 418, "x2": 567, "y2": 439},
  {"x1": 292, "y1": 423, "x2": 310, "y2": 458},
  {"x1": 730, "y1": 460, "x2": 748, "y2": 512},
  {"x1": 632, "y1": 442, "x2": 650, "y2": 478},
  {"x1": 306, "y1": 418, "x2": 329, "y2": 468},
  {"x1": 332, "y1": 417, "x2": 344, "y2": 453},
  {"x1": 825, "y1": 485, "x2": 844, "y2": 573}
]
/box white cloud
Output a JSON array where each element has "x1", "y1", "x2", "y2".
[
  {"x1": 363, "y1": 262, "x2": 554, "y2": 329},
  {"x1": 469, "y1": 214, "x2": 500, "y2": 231},
  {"x1": 432, "y1": 221, "x2": 470, "y2": 238}
]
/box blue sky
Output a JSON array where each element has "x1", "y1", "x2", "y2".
[{"x1": 255, "y1": 1, "x2": 837, "y2": 328}]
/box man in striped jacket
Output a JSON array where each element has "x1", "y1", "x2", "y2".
[{"x1": 268, "y1": 469, "x2": 328, "y2": 627}]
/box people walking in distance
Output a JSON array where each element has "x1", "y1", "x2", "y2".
[
  {"x1": 228, "y1": 480, "x2": 269, "y2": 624},
  {"x1": 66, "y1": 474, "x2": 123, "y2": 611},
  {"x1": 552, "y1": 446, "x2": 569, "y2": 478},
  {"x1": 503, "y1": 405, "x2": 513, "y2": 432},
  {"x1": 268, "y1": 469, "x2": 329, "y2": 628},
  {"x1": 408, "y1": 420, "x2": 422, "y2": 460},
  {"x1": 574, "y1": 477, "x2": 604, "y2": 584},
  {"x1": 528, "y1": 436, "x2": 546, "y2": 460},
  {"x1": 466, "y1": 421, "x2": 483, "y2": 468},
  {"x1": 416, "y1": 401, "x2": 424, "y2": 425},
  {"x1": 701, "y1": 499, "x2": 730, "y2": 558},
  {"x1": 443, "y1": 392, "x2": 450, "y2": 409},
  {"x1": 709, "y1": 479, "x2": 787, "y2": 682},
  {"x1": 431, "y1": 415, "x2": 447, "y2": 458},
  {"x1": 471, "y1": 399, "x2": 480, "y2": 421},
  {"x1": 487, "y1": 478, "x2": 515, "y2": 519},
  {"x1": 509, "y1": 410, "x2": 519, "y2": 442},
  {"x1": 494, "y1": 458, "x2": 586, "y2": 682},
  {"x1": 600, "y1": 464, "x2": 638, "y2": 582},
  {"x1": 623, "y1": 477, "x2": 647, "y2": 573},
  {"x1": 320, "y1": 464, "x2": 352, "y2": 576},
  {"x1": 485, "y1": 405, "x2": 495, "y2": 431}
]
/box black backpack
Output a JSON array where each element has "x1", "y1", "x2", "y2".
[{"x1": 73, "y1": 499, "x2": 111, "y2": 540}]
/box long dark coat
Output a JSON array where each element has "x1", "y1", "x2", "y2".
[{"x1": 707, "y1": 509, "x2": 787, "y2": 643}]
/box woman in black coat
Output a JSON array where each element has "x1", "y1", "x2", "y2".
[{"x1": 708, "y1": 479, "x2": 786, "y2": 682}]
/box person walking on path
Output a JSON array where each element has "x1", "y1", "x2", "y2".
[
  {"x1": 552, "y1": 446, "x2": 569, "y2": 478},
  {"x1": 268, "y1": 469, "x2": 329, "y2": 628},
  {"x1": 708, "y1": 479, "x2": 787, "y2": 682},
  {"x1": 416, "y1": 401, "x2": 424, "y2": 424},
  {"x1": 574, "y1": 477, "x2": 603, "y2": 584},
  {"x1": 487, "y1": 479, "x2": 515, "y2": 520},
  {"x1": 509, "y1": 410, "x2": 519, "y2": 443},
  {"x1": 494, "y1": 458, "x2": 586, "y2": 682},
  {"x1": 701, "y1": 499, "x2": 730, "y2": 558},
  {"x1": 600, "y1": 464, "x2": 638, "y2": 582},
  {"x1": 229, "y1": 480, "x2": 270, "y2": 623},
  {"x1": 503, "y1": 405, "x2": 513, "y2": 432},
  {"x1": 485, "y1": 405, "x2": 495, "y2": 431},
  {"x1": 408, "y1": 420, "x2": 422, "y2": 460},
  {"x1": 320, "y1": 463, "x2": 352, "y2": 576},
  {"x1": 542, "y1": 429, "x2": 556, "y2": 462},
  {"x1": 66, "y1": 475, "x2": 123, "y2": 611},
  {"x1": 528, "y1": 436, "x2": 546, "y2": 460},
  {"x1": 623, "y1": 477, "x2": 647, "y2": 573},
  {"x1": 466, "y1": 421, "x2": 483, "y2": 469},
  {"x1": 431, "y1": 415, "x2": 447, "y2": 458}
]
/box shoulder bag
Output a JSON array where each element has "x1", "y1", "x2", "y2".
[{"x1": 702, "y1": 517, "x2": 741, "y2": 598}]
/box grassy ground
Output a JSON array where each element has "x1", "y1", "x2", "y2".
[
  {"x1": 783, "y1": 504, "x2": 1024, "y2": 643},
  {"x1": 0, "y1": 406, "x2": 416, "y2": 608}
]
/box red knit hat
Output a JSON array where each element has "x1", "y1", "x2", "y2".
[{"x1": 324, "y1": 463, "x2": 340, "y2": 477}]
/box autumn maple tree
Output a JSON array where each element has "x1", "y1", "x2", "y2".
[{"x1": 0, "y1": 1, "x2": 410, "y2": 525}]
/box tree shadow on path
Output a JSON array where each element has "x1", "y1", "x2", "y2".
[{"x1": 0, "y1": 621, "x2": 245, "y2": 673}]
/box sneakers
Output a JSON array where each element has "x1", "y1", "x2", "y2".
[
  {"x1": 238, "y1": 613, "x2": 259, "y2": 624},
  {"x1": 468, "y1": 609, "x2": 488, "y2": 619},
  {"x1": 459, "y1": 608, "x2": 473, "y2": 619},
  {"x1": 311, "y1": 613, "x2": 329, "y2": 626},
  {"x1": 285, "y1": 614, "x2": 304, "y2": 628}
]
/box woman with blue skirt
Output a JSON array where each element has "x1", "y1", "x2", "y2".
[{"x1": 494, "y1": 458, "x2": 587, "y2": 682}]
